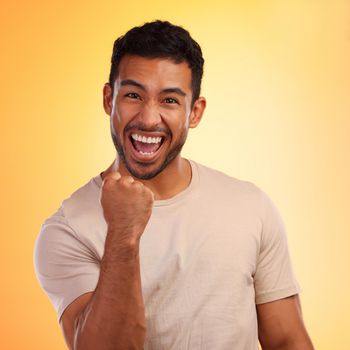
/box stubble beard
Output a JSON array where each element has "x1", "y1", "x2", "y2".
[{"x1": 110, "y1": 122, "x2": 189, "y2": 180}]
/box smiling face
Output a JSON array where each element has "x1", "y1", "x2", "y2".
[{"x1": 103, "y1": 55, "x2": 206, "y2": 180}]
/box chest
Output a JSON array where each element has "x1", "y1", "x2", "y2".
[{"x1": 139, "y1": 203, "x2": 261, "y2": 305}]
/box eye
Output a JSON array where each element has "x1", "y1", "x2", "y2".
[
  {"x1": 125, "y1": 92, "x2": 141, "y2": 100},
  {"x1": 163, "y1": 97, "x2": 178, "y2": 104}
]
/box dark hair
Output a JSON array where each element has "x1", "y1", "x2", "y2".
[{"x1": 108, "y1": 20, "x2": 204, "y2": 106}]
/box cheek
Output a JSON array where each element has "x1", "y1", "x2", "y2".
[
  {"x1": 112, "y1": 104, "x2": 136, "y2": 132},
  {"x1": 166, "y1": 105, "x2": 189, "y2": 127},
  {"x1": 179, "y1": 119, "x2": 188, "y2": 131},
  {"x1": 178, "y1": 110, "x2": 191, "y2": 131},
  {"x1": 113, "y1": 97, "x2": 141, "y2": 123},
  {"x1": 168, "y1": 118, "x2": 188, "y2": 137}
]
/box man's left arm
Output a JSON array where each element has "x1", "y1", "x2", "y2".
[{"x1": 256, "y1": 294, "x2": 315, "y2": 350}]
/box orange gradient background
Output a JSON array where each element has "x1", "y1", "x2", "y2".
[{"x1": 1, "y1": 1, "x2": 349, "y2": 349}]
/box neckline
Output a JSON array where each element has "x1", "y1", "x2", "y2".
[{"x1": 92, "y1": 159, "x2": 199, "y2": 207}]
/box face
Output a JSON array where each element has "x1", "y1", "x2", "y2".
[{"x1": 103, "y1": 55, "x2": 206, "y2": 180}]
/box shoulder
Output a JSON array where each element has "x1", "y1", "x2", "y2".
[
  {"x1": 34, "y1": 175, "x2": 105, "y2": 260},
  {"x1": 192, "y1": 160, "x2": 265, "y2": 202},
  {"x1": 191, "y1": 160, "x2": 282, "y2": 226},
  {"x1": 61, "y1": 176, "x2": 102, "y2": 223},
  {"x1": 33, "y1": 177, "x2": 103, "y2": 322},
  {"x1": 58, "y1": 175, "x2": 106, "y2": 238}
]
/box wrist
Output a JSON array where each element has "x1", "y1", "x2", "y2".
[{"x1": 103, "y1": 228, "x2": 141, "y2": 263}]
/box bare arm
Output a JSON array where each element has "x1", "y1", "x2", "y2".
[
  {"x1": 60, "y1": 172, "x2": 154, "y2": 350},
  {"x1": 74, "y1": 232, "x2": 145, "y2": 350},
  {"x1": 257, "y1": 294, "x2": 315, "y2": 350}
]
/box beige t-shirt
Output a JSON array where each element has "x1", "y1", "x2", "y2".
[{"x1": 34, "y1": 160, "x2": 300, "y2": 350}]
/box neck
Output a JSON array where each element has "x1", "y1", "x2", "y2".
[{"x1": 101, "y1": 156, "x2": 192, "y2": 200}]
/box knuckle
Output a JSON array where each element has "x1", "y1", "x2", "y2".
[
  {"x1": 102, "y1": 178, "x2": 112, "y2": 188},
  {"x1": 110, "y1": 171, "x2": 121, "y2": 180},
  {"x1": 104, "y1": 171, "x2": 121, "y2": 182},
  {"x1": 120, "y1": 176, "x2": 134, "y2": 185},
  {"x1": 133, "y1": 181, "x2": 143, "y2": 189}
]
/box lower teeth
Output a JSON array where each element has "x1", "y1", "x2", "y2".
[{"x1": 139, "y1": 151, "x2": 154, "y2": 156}]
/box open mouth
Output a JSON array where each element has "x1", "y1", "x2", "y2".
[{"x1": 129, "y1": 132, "x2": 166, "y2": 160}]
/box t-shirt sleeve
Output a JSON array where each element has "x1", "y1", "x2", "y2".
[
  {"x1": 33, "y1": 207, "x2": 100, "y2": 322},
  {"x1": 254, "y1": 190, "x2": 301, "y2": 304}
]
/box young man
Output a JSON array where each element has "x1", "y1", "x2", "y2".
[{"x1": 34, "y1": 20, "x2": 314, "y2": 350}]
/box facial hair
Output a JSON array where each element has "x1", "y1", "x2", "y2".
[{"x1": 110, "y1": 119, "x2": 189, "y2": 180}]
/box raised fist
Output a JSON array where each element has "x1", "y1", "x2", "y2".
[{"x1": 99, "y1": 172, "x2": 154, "y2": 244}]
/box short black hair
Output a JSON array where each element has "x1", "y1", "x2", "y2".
[{"x1": 108, "y1": 20, "x2": 204, "y2": 107}]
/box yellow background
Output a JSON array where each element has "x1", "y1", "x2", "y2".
[{"x1": 1, "y1": 0, "x2": 349, "y2": 349}]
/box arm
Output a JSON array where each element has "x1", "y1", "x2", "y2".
[
  {"x1": 60, "y1": 172, "x2": 154, "y2": 350},
  {"x1": 257, "y1": 294, "x2": 315, "y2": 350},
  {"x1": 61, "y1": 232, "x2": 145, "y2": 350}
]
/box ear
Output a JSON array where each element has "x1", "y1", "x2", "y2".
[
  {"x1": 103, "y1": 83, "x2": 113, "y2": 115},
  {"x1": 189, "y1": 97, "x2": 206, "y2": 128}
]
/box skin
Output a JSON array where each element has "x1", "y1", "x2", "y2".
[
  {"x1": 59, "y1": 54, "x2": 314, "y2": 350},
  {"x1": 257, "y1": 295, "x2": 315, "y2": 349},
  {"x1": 102, "y1": 54, "x2": 206, "y2": 199}
]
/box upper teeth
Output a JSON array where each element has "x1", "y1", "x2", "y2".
[{"x1": 131, "y1": 134, "x2": 162, "y2": 144}]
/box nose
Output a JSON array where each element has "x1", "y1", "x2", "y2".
[{"x1": 137, "y1": 100, "x2": 162, "y2": 127}]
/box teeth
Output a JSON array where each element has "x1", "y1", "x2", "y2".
[
  {"x1": 139, "y1": 151, "x2": 154, "y2": 155},
  {"x1": 131, "y1": 134, "x2": 140, "y2": 141},
  {"x1": 131, "y1": 133, "x2": 162, "y2": 144}
]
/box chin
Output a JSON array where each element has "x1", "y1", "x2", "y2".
[{"x1": 125, "y1": 158, "x2": 169, "y2": 180}]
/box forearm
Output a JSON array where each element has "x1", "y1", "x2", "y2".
[{"x1": 74, "y1": 229, "x2": 146, "y2": 350}]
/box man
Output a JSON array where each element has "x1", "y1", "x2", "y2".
[{"x1": 34, "y1": 20, "x2": 314, "y2": 350}]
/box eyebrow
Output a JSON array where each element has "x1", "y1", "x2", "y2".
[
  {"x1": 120, "y1": 79, "x2": 187, "y2": 97},
  {"x1": 162, "y1": 87, "x2": 186, "y2": 97},
  {"x1": 121, "y1": 79, "x2": 145, "y2": 90}
]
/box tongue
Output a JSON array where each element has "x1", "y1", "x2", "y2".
[{"x1": 133, "y1": 140, "x2": 161, "y2": 153}]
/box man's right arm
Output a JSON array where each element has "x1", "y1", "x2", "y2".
[
  {"x1": 60, "y1": 230, "x2": 145, "y2": 350},
  {"x1": 60, "y1": 172, "x2": 154, "y2": 350}
]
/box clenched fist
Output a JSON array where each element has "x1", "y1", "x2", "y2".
[{"x1": 99, "y1": 172, "x2": 154, "y2": 245}]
